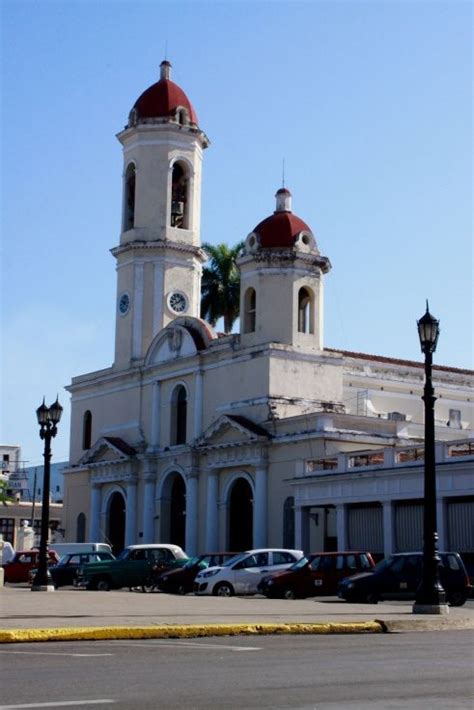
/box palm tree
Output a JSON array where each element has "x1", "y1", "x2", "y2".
[{"x1": 200, "y1": 241, "x2": 244, "y2": 333}]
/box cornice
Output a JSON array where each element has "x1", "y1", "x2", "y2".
[{"x1": 111, "y1": 239, "x2": 206, "y2": 262}]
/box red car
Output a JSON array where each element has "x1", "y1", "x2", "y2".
[
  {"x1": 3, "y1": 549, "x2": 59, "y2": 583},
  {"x1": 258, "y1": 551, "x2": 375, "y2": 599}
]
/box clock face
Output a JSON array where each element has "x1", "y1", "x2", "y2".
[
  {"x1": 118, "y1": 292, "x2": 130, "y2": 315},
  {"x1": 168, "y1": 291, "x2": 188, "y2": 314}
]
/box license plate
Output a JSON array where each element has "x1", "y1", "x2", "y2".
[
  {"x1": 400, "y1": 582, "x2": 408, "y2": 589},
  {"x1": 314, "y1": 579, "x2": 323, "y2": 586}
]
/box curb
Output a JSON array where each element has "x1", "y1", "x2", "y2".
[{"x1": 0, "y1": 621, "x2": 384, "y2": 644}]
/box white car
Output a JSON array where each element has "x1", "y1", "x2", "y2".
[{"x1": 193, "y1": 548, "x2": 304, "y2": 596}]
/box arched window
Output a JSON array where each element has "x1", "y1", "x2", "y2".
[
  {"x1": 82, "y1": 411, "x2": 92, "y2": 450},
  {"x1": 298, "y1": 287, "x2": 313, "y2": 334},
  {"x1": 283, "y1": 496, "x2": 295, "y2": 549},
  {"x1": 170, "y1": 162, "x2": 189, "y2": 229},
  {"x1": 76, "y1": 513, "x2": 86, "y2": 543},
  {"x1": 123, "y1": 163, "x2": 136, "y2": 230},
  {"x1": 244, "y1": 288, "x2": 256, "y2": 333},
  {"x1": 171, "y1": 385, "x2": 187, "y2": 445}
]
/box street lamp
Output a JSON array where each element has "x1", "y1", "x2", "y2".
[
  {"x1": 31, "y1": 397, "x2": 63, "y2": 592},
  {"x1": 412, "y1": 303, "x2": 448, "y2": 614}
]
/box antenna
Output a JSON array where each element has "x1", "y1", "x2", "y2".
[{"x1": 282, "y1": 158, "x2": 285, "y2": 188}]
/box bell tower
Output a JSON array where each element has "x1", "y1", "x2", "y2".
[
  {"x1": 238, "y1": 188, "x2": 331, "y2": 350},
  {"x1": 112, "y1": 61, "x2": 210, "y2": 369}
]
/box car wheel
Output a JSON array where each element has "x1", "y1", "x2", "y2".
[
  {"x1": 177, "y1": 584, "x2": 186, "y2": 595},
  {"x1": 214, "y1": 581, "x2": 234, "y2": 597},
  {"x1": 364, "y1": 592, "x2": 379, "y2": 604},
  {"x1": 141, "y1": 584, "x2": 156, "y2": 593},
  {"x1": 448, "y1": 591, "x2": 467, "y2": 607},
  {"x1": 282, "y1": 587, "x2": 297, "y2": 600},
  {"x1": 95, "y1": 577, "x2": 111, "y2": 592}
]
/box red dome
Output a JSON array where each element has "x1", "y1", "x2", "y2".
[
  {"x1": 253, "y1": 211, "x2": 312, "y2": 248},
  {"x1": 133, "y1": 62, "x2": 198, "y2": 125}
]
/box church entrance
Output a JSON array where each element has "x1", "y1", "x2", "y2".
[
  {"x1": 229, "y1": 478, "x2": 253, "y2": 551},
  {"x1": 160, "y1": 472, "x2": 186, "y2": 550},
  {"x1": 107, "y1": 491, "x2": 126, "y2": 554}
]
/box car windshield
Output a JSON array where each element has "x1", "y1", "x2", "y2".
[
  {"x1": 58, "y1": 555, "x2": 69, "y2": 565},
  {"x1": 289, "y1": 556, "x2": 309, "y2": 570},
  {"x1": 116, "y1": 549, "x2": 131, "y2": 561},
  {"x1": 222, "y1": 553, "x2": 247, "y2": 567}
]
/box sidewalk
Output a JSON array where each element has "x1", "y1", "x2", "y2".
[{"x1": 1, "y1": 586, "x2": 473, "y2": 642}]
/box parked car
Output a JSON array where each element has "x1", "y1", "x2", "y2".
[
  {"x1": 75, "y1": 544, "x2": 188, "y2": 591},
  {"x1": 194, "y1": 548, "x2": 304, "y2": 597},
  {"x1": 258, "y1": 551, "x2": 375, "y2": 599},
  {"x1": 29, "y1": 550, "x2": 116, "y2": 588},
  {"x1": 338, "y1": 551, "x2": 471, "y2": 606},
  {"x1": 3, "y1": 549, "x2": 60, "y2": 583},
  {"x1": 157, "y1": 552, "x2": 237, "y2": 595}
]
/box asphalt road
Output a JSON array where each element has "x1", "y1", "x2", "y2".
[{"x1": 1, "y1": 631, "x2": 473, "y2": 709}]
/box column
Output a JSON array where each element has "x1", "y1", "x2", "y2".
[
  {"x1": 205, "y1": 471, "x2": 219, "y2": 550},
  {"x1": 143, "y1": 476, "x2": 156, "y2": 543},
  {"x1": 382, "y1": 501, "x2": 394, "y2": 556},
  {"x1": 194, "y1": 370, "x2": 203, "y2": 439},
  {"x1": 89, "y1": 483, "x2": 101, "y2": 541},
  {"x1": 336, "y1": 504, "x2": 348, "y2": 550},
  {"x1": 253, "y1": 466, "x2": 268, "y2": 548},
  {"x1": 132, "y1": 262, "x2": 144, "y2": 358},
  {"x1": 185, "y1": 474, "x2": 198, "y2": 556},
  {"x1": 150, "y1": 381, "x2": 161, "y2": 448},
  {"x1": 295, "y1": 506, "x2": 310, "y2": 552},
  {"x1": 125, "y1": 480, "x2": 137, "y2": 546}
]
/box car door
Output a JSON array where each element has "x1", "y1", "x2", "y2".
[
  {"x1": 381, "y1": 556, "x2": 420, "y2": 599},
  {"x1": 233, "y1": 552, "x2": 270, "y2": 593},
  {"x1": 310, "y1": 555, "x2": 336, "y2": 594}
]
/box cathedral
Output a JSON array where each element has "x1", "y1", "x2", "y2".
[{"x1": 63, "y1": 62, "x2": 473, "y2": 558}]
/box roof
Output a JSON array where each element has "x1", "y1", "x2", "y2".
[
  {"x1": 253, "y1": 210, "x2": 312, "y2": 249},
  {"x1": 326, "y1": 348, "x2": 473, "y2": 376},
  {"x1": 133, "y1": 62, "x2": 198, "y2": 125},
  {"x1": 102, "y1": 437, "x2": 137, "y2": 457},
  {"x1": 226, "y1": 415, "x2": 271, "y2": 438}
]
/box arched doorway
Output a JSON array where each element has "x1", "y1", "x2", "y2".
[
  {"x1": 170, "y1": 475, "x2": 186, "y2": 549},
  {"x1": 229, "y1": 478, "x2": 253, "y2": 551},
  {"x1": 160, "y1": 472, "x2": 187, "y2": 550},
  {"x1": 107, "y1": 491, "x2": 126, "y2": 554}
]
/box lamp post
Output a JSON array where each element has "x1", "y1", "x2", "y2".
[
  {"x1": 31, "y1": 397, "x2": 63, "y2": 592},
  {"x1": 412, "y1": 304, "x2": 448, "y2": 614}
]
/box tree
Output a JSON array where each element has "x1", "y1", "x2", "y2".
[{"x1": 200, "y1": 241, "x2": 244, "y2": 333}]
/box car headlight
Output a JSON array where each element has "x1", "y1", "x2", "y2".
[
  {"x1": 347, "y1": 582, "x2": 354, "y2": 589},
  {"x1": 162, "y1": 576, "x2": 168, "y2": 582},
  {"x1": 266, "y1": 579, "x2": 273, "y2": 586},
  {"x1": 200, "y1": 569, "x2": 220, "y2": 579}
]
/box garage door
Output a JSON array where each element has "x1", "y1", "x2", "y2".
[
  {"x1": 447, "y1": 498, "x2": 474, "y2": 552},
  {"x1": 347, "y1": 505, "x2": 383, "y2": 553},
  {"x1": 395, "y1": 502, "x2": 423, "y2": 552}
]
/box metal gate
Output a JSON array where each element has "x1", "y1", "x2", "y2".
[
  {"x1": 447, "y1": 498, "x2": 474, "y2": 552},
  {"x1": 394, "y1": 502, "x2": 423, "y2": 552},
  {"x1": 347, "y1": 505, "x2": 383, "y2": 552}
]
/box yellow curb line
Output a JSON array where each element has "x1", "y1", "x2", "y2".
[{"x1": 0, "y1": 621, "x2": 384, "y2": 643}]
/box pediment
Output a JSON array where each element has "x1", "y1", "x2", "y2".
[
  {"x1": 145, "y1": 317, "x2": 217, "y2": 366},
  {"x1": 197, "y1": 415, "x2": 270, "y2": 448},
  {"x1": 78, "y1": 437, "x2": 137, "y2": 466}
]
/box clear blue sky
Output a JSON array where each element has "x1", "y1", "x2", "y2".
[{"x1": 1, "y1": 0, "x2": 472, "y2": 467}]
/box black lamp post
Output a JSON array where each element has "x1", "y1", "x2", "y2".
[
  {"x1": 412, "y1": 303, "x2": 448, "y2": 614},
  {"x1": 31, "y1": 397, "x2": 63, "y2": 592}
]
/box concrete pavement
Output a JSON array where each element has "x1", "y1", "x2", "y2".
[{"x1": 1, "y1": 585, "x2": 473, "y2": 642}]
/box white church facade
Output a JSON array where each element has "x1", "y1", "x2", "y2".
[{"x1": 63, "y1": 62, "x2": 473, "y2": 559}]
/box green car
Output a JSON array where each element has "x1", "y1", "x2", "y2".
[{"x1": 75, "y1": 544, "x2": 188, "y2": 591}]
